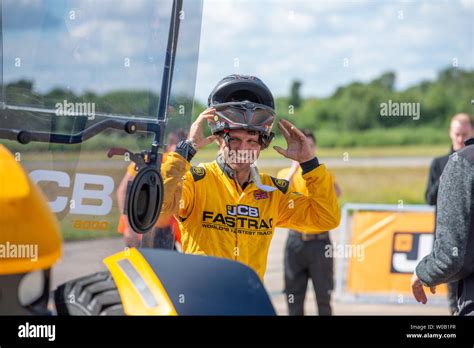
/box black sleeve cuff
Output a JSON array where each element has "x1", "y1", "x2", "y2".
[
  {"x1": 175, "y1": 140, "x2": 197, "y2": 162},
  {"x1": 301, "y1": 157, "x2": 320, "y2": 174},
  {"x1": 175, "y1": 148, "x2": 190, "y2": 162}
]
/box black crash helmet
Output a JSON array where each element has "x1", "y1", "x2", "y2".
[{"x1": 207, "y1": 74, "x2": 276, "y2": 148}]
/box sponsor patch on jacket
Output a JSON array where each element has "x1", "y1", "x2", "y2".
[
  {"x1": 270, "y1": 177, "x2": 289, "y2": 194},
  {"x1": 190, "y1": 166, "x2": 206, "y2": 181},
  {"x1": 254, "y1": 191, "x2": 269, "y2": 200}
]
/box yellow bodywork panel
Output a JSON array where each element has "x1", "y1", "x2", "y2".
[
  {"x1": 0, "y1": 145, "x2": 62, "y2": 275},
  {"x1": 103, "y1": 248, "x2": 177, "y2": 315}
]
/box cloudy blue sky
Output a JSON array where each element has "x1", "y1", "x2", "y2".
[
  {"x1": 195, "y1": 0, "x2": 474, "y2": 102},
  {"x1": 3, "y1": 0, "x2": 473, "y2": 107},
  {"x1": 3, "y1": 0, "x2": 202, "y2": 108}
]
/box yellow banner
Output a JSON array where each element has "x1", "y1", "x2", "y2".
[{"x1": 347, "y1": 211, "x2": 447, "y2": 295}]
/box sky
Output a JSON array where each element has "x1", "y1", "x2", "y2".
[
  {"x1": 3, "y1": 0, "x2": 202, "y2": 108},
  {"x1": 2, "y1": 0, "x2": 473, "y2": 106},
  {"x1": 194, "y1": 0, "x2": 474, "y2": 102}
]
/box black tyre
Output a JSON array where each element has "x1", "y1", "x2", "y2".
[{"x1": 54, "y1": 271, "x2": 124, "y2": 316}]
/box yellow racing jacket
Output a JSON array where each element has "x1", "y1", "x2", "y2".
[{"x1": 161, "y1": 152, "x2": 340, "y2": 279}]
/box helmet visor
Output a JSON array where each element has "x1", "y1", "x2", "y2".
[{"x1": 212, "y1": 102, "x2": 275, "y2": 133}]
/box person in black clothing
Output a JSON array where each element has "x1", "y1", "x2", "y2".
[
  {"x1": 425, "y1": 114, "x2": 472, "y2": 205},
  {"x1": 278, "y1": 131, "x2": 342, "y2": 316},
  {"x1": 413, "y1": 136, "x2": 474, "y2": 315},
  {"x1": 424, "y1": 113, "x2": 472, "y2": 314}
]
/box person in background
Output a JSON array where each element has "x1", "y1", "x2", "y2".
[
  {"x1": 412, "y1": 136, "x2": 474, "y2": 315},
  {"x1": 424, "y1": 113, "x2": 473, "y2": 314},
  {"x1": 116, "y1": 129, "x2": 187, "y2": 248},
  {"x1": 277, "y1": 130, "x2": 341, "y2": 316}
]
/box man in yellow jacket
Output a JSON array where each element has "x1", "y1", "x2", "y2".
[{"x1": 160, "y1": 74, "x2": 340, "y2": 279}]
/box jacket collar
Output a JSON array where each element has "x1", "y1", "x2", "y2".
[
  {"x1": 465, "y1": 137, "x2": 474, "y2": 147},
  {"x1": 215, "y1": 154, "x2": 277, "y2": 193},
  {"x1": 216, "y1": 153, "x2": 237, "y2": 179},
  {"x1": 216, "y1": 153, "x2": 253, "y2": 184}
]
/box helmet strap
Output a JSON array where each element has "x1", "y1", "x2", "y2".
[
  {"x1": 259, "y1": 132, "x2": 275, "y2": 149},
  {"x1": 221, "y1": 129, "x2": 235, "y2": 176},
  {"x1": 223, "y1": 128, "x2": 231, "y2": 147}
]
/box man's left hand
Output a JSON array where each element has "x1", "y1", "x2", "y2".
[{"x1": 273, "y1": 119, "x2": 314, "y2": 163}]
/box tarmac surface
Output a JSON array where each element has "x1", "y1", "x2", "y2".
[{"x1": 52, "y1": 228, "x2": 448, "y2": 315}]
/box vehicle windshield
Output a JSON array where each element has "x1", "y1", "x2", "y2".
[{"x1": 0, "y1": 0, "x2": 202, "y2": 237}]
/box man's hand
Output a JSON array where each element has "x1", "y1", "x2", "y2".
[
  {"x1": 188, "y1": 108, "x2": 218, "y2": 150},
  {"x1": 273, "y1": 119, "x2": 314, "y2": 163},
  {"x1": 123, "y1": 226, "x2": 141, "y2": 248},
  {"x1": 411, "y1": 272, "x2": 436, "y2": 304}
]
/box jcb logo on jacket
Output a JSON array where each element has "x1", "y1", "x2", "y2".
[{"x1": 226, "y1": 204, "x2": 259, "y2": 217}]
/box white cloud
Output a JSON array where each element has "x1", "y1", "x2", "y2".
[
  {"x1": 460, "y1": 0, "x2": 474, "y2": 9},
  {"x1": 194, "y1": 0, "x2": 473, "y2": 102},
  {"x1": 266, "y1": 7, "x2": 315, "y2": 33}
]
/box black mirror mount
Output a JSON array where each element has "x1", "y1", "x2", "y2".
[
  {"x1": 107, "y1": 147, "x2": 164, "y2": 234},
  {"x1": 125, "y1": 166, "x2": 163, "y2": 234}
]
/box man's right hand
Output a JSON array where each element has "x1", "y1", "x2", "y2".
[
  {"x1": 411, "y1": 272, "x2": 436, "y2": 304},
  {"x1": 188, "y1": 108, "x2": 218, "y2": 150},
  {"x1": 123, "y1": 225, "x2": 141, "y2": 248}
]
